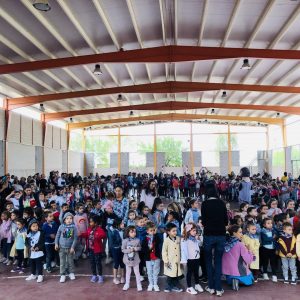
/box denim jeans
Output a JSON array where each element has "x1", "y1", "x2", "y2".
[
  {"x1": 281, "y1": 257, "x2": 297, "y2": 279},
  {"x1": 146, "y1": 259, "x2": 160, "y2": 286},
  {"x1": 45, "y1": 244, "x2": 55, "y2": 269},
  {"x1": 203, "y1": 235, "x2": 225, "y2": 292},
  {"x1": 59, "y1": 248, "x2": 75, "y2": 275}
]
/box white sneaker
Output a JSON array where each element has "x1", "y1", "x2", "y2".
[
  {"x1": 216, "y1": 290, "x2": 224, "y2": 297},
  {"x1": 2, "y1": 259, "x2": 9, "y2": 264},
  {"x1": 195, "y1": 284, "x2": 204, "y2": 293},
  {"x1": 140, "y1": 276, "x2": 145, "y2": 282},
  {"x1": 60, "y1": 275, "x2": 66, "y2": 283},
  {"x1": 82, "y1": 253, "x2": 87, "y2": 259},
  {"x1": 51, "y1": 261, "x2": 56, "y2": 268},
  {"x1": 37, "y1": 275, "x2": 43, "y2": 283},
  {"x1": 69, "y1": 273, "x2": 76, "y2": 280},
  {"x1": 205, "y1": 286, "x2": 215, "y2": 295},
  {"x1": 147, "y1": 284, "x2": 153, "y2": 291},
  {"x1": 137, "y1": 285, "x2": 142, "y2": 292},
  {"x1": 6, "y1": 260, "x2": 12, "y2": 266},
  {"x1": 186, "y1": 287, "x2": 197, "y2": 295},
  {"x1": 120, "y1": 277, "x2": 125, "y2": 284},
  {"x1": 26, "y1": 274, "x2": 37, "y2": 281},
  {"x1": 272, "y1": 275, "x2": 277, "y2": 282},
  {"x1": 153, "y1": 285, "x2": 160, "y2": 292},
  {"x1": 13, "y1": 260, "x2": 18, "y2": 265},
  {"x1": 0, "y1": 257, "x2": 6, "y2": 263},
  {"x1": 43, "y1": 264, "x2": 47, "y2": 270},
  {"x1": 123, "y1": 284, "x2": 130, "y2": 291},
  {"x1": 263, "y1": 273, "x2": 269, "y2": 280},
  {"x1": 113, "y1": 278, "x2": 120, "y2": 285}
]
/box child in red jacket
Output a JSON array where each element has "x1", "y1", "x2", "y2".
[{"x1": 81, "y1": 215, "x2": 106, "y2": 283}]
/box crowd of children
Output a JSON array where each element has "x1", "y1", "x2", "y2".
[{"x1": 1, "y1": 170, "x2": 300, "y2": 296}]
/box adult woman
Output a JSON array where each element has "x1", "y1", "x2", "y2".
[
  {"x1": 140, "y1": 179, "x2": 157, "y2": 209},
  {"x1": 201, "y1": 180, "x2": 228, "y2": 297},
  {"x1": 113, "y1": 186, "x2": 128, "y2": 224},
  {"x1": 222, "y1": 225, "x2": 254, "y2": 291}
]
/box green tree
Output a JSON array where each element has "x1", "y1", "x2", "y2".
[
  {"x1": 86, "y1": 136, "x2": 117, "y2": 168},
  {"x1": 215, "y1": 134, "x2": 238, "y2": 151},
  {"x1": 138, "y1": 136, "x2": 187, "y2": 167}
]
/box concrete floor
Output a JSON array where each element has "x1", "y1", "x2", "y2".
[{"x1": 0, "y1": 259, "x2": 299, "y2": 300}]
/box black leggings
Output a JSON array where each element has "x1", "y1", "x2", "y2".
[
  {"x1": 260, "y1": 247, "x2": 277, "y2": 275},
  {"x1": 30, "y1": 257, "x2": 43, "y2": 276},
  {"x1": 187, "y1": 259, "x2": 200, "y2": 287},
  {"x1": 89, "y1": 251, "x2": 103, "y2": 276},
  {"x1": 16, "y1": 250, "x2": 24, "y2": 268}
]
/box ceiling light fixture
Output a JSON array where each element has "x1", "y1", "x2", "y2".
[
  {"x1": 93, "y1": 64, "x2": 102, "y2": 75},
  {"x1": 39, "y1": 103, "x2": 45, "y2": 112},
  {"x1": 117, "y1": 94, "x2": 123, "y2": 102},
  {"x1": 276, "y1": 112, "x2": 280, "y2": 118},
  {"x1": 211, "y1": 109, "x2": 215, "y2": 114},
  {"x1": 69, "y1": 117, "x2": 73, "y2": 123},
  {"x1": 221, "y1": 91, "x2": 227, "y2": 98},
  {"x1": 129, "y1": 111, "x2": 134, "y2": 116},
  {"x1": 33, "y1": 0, "x2": 51, "y2": 11},
  {"x1": 241, "y1": 58, "x2": 251, "y2": 70}
]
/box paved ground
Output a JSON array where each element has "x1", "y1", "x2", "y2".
[{"x1": 0, "y1": 259, "x2": 299, "y2": 300}]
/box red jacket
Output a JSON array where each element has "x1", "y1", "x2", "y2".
[{"x1": 81, "y1": 226, "x2": 106, "y2": 254}]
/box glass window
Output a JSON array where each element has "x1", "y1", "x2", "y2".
[
  {"x1": 287, "y1": 120, "x2": 300, "y2": 147},
  {"x1": 192, "y1": 123, "x2": 228, "y2": 134},
  {"x1": 156, "y1": 135, "x2": 190, "y2": 167},
  {"x1": 156, "y1": 122, "x2": 190, "y2": 134},
  {"x1": 129, "y1": 153, "x2": 146, "y2": 168},
  {"x1": 121, "y1": 135, "x2": 154, "y2": 152},
  {"x1": 69, "y1": 131, "x2": 83, "y2": 152},
  {"x1": 86, "y1": 135, "x2": 118, "y2": 168},
  {"x1": 120, "y1": 124, "x2": 154, "y2": 135},
  {"x1": 193, "y1": 134, "x2": 229, "y2": 151},
  {"x1": 87, "y1": 128, "x2": 118, "y2": 136},
  {"x1": 202, "y1": 151, "x2": 220, "y2": 167},
  {"x1": 268, "y1": 125, "x2": 283, "y2": 149}
]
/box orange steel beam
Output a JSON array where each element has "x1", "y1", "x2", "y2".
[
  {"x1": 44, "y1": 101, "x2": 300, "y2": 122},
  {"x1": 8, "y1": 81, "x2": 300, "y2": 110},
  {"x1": 68, "y1": 113, "x2": 283, "y2": 130},
  {"x1": 2, "y1": 45, "x2": 300, "y2": 74}
]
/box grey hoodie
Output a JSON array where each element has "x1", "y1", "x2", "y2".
[{"x1": 55, "y1": 213, "x2": 78, "y2": 249}]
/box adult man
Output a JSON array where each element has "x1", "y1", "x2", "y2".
[{"x1": 201, "y1": 180, "x2": 228, "y2": 297}]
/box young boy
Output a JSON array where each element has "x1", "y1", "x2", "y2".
[
  {"x1": 59, "y1": 203, "x2": 69, "y2": 224},
  {"x1": 91, "y1": 201, "x2": 103, "y2": 217},
  {"x1": 55, "y1": 212, "x2": 78, "y2": 283},
  {"x1": 42, "y1": 211, "x2": 58, "y2": 273},
  {"x1": 162, "y1": 223, "x2": 183, "y2": 293},
  {"x1": 277, "y1": 222, "x2": 297, "y2": 284},
  {"x1": 135, "y1": 216, "x2": 147, "y2": 281},
  {"x1": 141, "y1": 222, "x2": 161, "y2": 292}
]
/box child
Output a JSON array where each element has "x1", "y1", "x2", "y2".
[
  {"x1": 151, "y1": 197, "x2": 165, "y2": 251},
  {"x1": 55, "y1": 212, "x2": 78, "y2": 283},
  {"x1": 74, "y1": 204, "x2": 88, "y2": 260},
  {"x1": 25, "y1": 219, "x2": 45, "y2": 283},
  {"x1": 129, "y1": 200, "x2": 138, "y2": 213},
  {"x1": 42, "y1": 211, "x2": 58, "y2": 273},
  {"x1": 260, "y1": 218, "x2": 278, "y2": 282},
  {"x1": 10, "y1": 218, "x2": 27, "y2": 273},
  {"x1": 181, "y1": 222, "x2": 203, "y2": 294},
  {"x1": 162, "y1": 222, "x2": 183, "y2": 293},
  {"x1": 267, "y1": 199, "x2": 282, "y2": 217},
  {"x1": 141, "y1": 222, "x2": 161, "y2": 292},
  {"x1": 135, "y1": 216, "x2": 147, "y2": 280},
  {"x1": 166, "y1": 211, "x2": 180, "y2": 236},
  {"x1": 0, "y1": 211, "x2": 12, "y2": 265},
  {"x1": 277, "y1": 222, "x2": 297, "y2": 284},
  {"x1": 142, "y1": 205, "x2": 151, "y2": 219},
  {"x1": 242, "y1": 223, "x2": 260, "y2": 282},
  {"x1": 81, "y1": 215, "x2": 106, "y2": 283},
  {"x1": 91, "y1": 201, "x2": 103, "y2": 217},
  {"x1": 222, "y1": 225, "x2": 253, "y2": 291},
  {"x1": 239, "y1": 203, "x2": 249, "y2": 221},
  {"x1": 126, "y1": 210, "x2": 137, "y2": 227},
  {"x1": 122, "y1": 226, "x2": 142, "y2": 291},
  {"x1": 184, "y1": 199, "x2": 200, "y2": 224},
  {"x1": 59, "y1": 203, "x2": 69, "y2": 224},
  {"x1": 197, "y1": 217, "x2": 207, "y2": 283},
  {"x1": 110, "y1": 219, "x2": 125, "y2": 285}
]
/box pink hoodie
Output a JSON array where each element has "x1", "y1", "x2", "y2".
[{"x1": 0, "y1": 220, "x2": 12, "y2": 243}]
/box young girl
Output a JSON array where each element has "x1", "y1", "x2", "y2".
[
  {"x1": 222, "y1": 225, "x2": 254, "y2": 291},
  {"x1": 111, "y1": 219, "x2": 125, "y2": 285},
  {"x1": 10, "y1": 218, "x2": 27, "y2": 273},
  {"x1": 25, "y1": 219, "x2": 45, "y2": 283},
  {"x1": 151, "y1": 197, "x2": 165, "y2": 250},
  {"x1": 162, "y1": 223, "x2": 183, "y2": 293},
  {"x1": 81, "y1": 215, "x2": 106, "y2": 283},
  {"x1": 122, "y1": 226, "x2": 142, "y2": 291},
  {"x1": 267, "y1": 199, "x2": 282, "y2": 217},
  {"x1": 181, "y1": 222, "x2": 203, "y2": 294},
  {"x1": 74, "y1": 204, "x2": 88, "y2": 260},
  {"x1": 260, "y1": 218, "x2": 278, "y2": 282},
  {"x1": 184, "y1": 199, "x2": 200, "y2": 224},
  {"x1": 141, "y1": 222, "x2": 161, "y2": 292},
  {"x1": 239, "y1": 203, "x2": 249, "y2": 221},
  {"x1": 242, "y1": 223, "x2": 260, "y2": 282},
  {"x1": 126, "y1": 210, "x2": 137, "y2": 227},
  {"x1": 0, "y1": 211, "x2": 12, "y2": 265}
]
